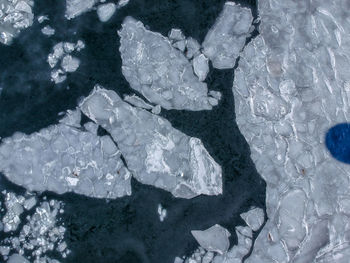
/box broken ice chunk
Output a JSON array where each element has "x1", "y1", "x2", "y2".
[
  {"x1": 51, "y1": 69, "x2": 67, "y2": 84},
  {"x1": 59, "y1": 108, "x2": 82, "y2": 127},
  {"x1": 168, "y1": 28, "x2": 185, "y2": 42},
  {"x1": 37, "y1": 15, "x2": 49, "y2": 24},
  {"x1": 23, "y1": 197, "x2": 36, "y2": 210},
  {"x1": 65, "y1": 0, "x2": 97, "y2": 20},
  {"x1": 240, "y1": 207, "x2": 264, "y2": 231},
  {"x1": 117, "y1": 0, "x2": 130, "y2": 8},
  {"x1": 191, "y1": 224, "x2": 231, "y2": 254},
  {"x1": 202, "y1": 2, "x2": 253, "y2": 69},
  {"x1": 0, "y1": 111, "x2": 132, "y2": 199},
  {"x1": 2, "y1": 192, "x2": 25, "y2": 232},
  {"x1": 80, "y1": 86, "x2": 222, "y2": 199},
  {"x1": 185, "y1": 37, "x2": 201, "y2": 59},
  {"x1": 41, "y1": 25, "x2": 55, "y2": 36},
  {"x1": 119, "y1": 17, "x2": 218, "y2": 111},
  {"x1": 193, "y1": 54, "x2": 209, "y2": 81},
  {"x1": 61, "y1": 55, "x2": 80, "y2": 73},
  {"x1": 97, "y1": 3, "x2": 116, "y2": 22}
]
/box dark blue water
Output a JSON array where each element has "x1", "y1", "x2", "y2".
[
  {"x1": 326, "y1": 123, "x2": 350, "y2": 164},
  {"x1": 0, "y1": 0, "x2": 266, "y2": 262}
]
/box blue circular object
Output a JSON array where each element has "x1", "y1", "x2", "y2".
[{"x1": 326, "y1": 123, "x2": 350, "y2": 164}]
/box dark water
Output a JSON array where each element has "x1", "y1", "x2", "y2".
[
  {"x1": 0, "y1": 0, "x2": 266, "y2": 262},
  {"x1": 326, "y1": 123, "x2": 350, "y2": 164}
]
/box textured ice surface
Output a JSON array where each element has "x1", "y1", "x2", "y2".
[
  {"x1": 0, "y1": 0, "x2": 34, "y2": 45},
  {"x1": 240, "y1": 207, "x2": 264, "y2": 232},
  {"x1": 80, "y1": 85, "x2": 222, "y2": 199},
  {"x1": 202, "y1": 2, "x2": 253, "y2": 69},
  {"x1": 231, "y1": 0, "x2": 350, "y2": 262},
  {"x1": 193, "y1": 54, "x2": 209, "y2": 82},
  {"x1": 119, "y1": 17, "x2": 219, "y2": 111},
  {"x1": 7, "y1": 254, "x2": 29, "y2": 263},
  {"x1": 2, "y1": 192, "x2": 25, "y2": 232},
  {"x1": 97, "y1": 3, "x2": 116, "y2": 22},
  {"x1": 191, "y1": 224, "x2": 231, "y2": 255},
  {"x1": 47, "y1": 40, "x2": 84, "y2": 84},
  {"x1": 65, "y1": 0, "x2": 97, "y2": 20},
  {"x1": 1, "y1": 195, "x2": 70, "y2": 262},
  {"x1": 0, "y1": 110, "x2": 132, "y2": 199}
]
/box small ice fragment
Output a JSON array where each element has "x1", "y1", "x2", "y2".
[
  {"x1": 97, "y1": 3, "x2": 116, "y2": 22},
  {"x1": 152, "y1": 105, "x2": 161, "y2": 115},
  {"x1": 185, "y1": 37, "x2": 201, "y2": 59},
  {"x1": 41, "y1": 25, "x2": 55, "y2": 36},
  {"x1": 191, "y1": 224, "x2": 231, "y2": 254},
  {"x1": 37, "y1": 15, "x2": 49, "y2": 24},
  {"x1": 61, "y1": 55, "x2": 80, "y2": 73},
  {"x1": 75, "y1": 40, "x2": 85, "y2": 51},
  {"x1": 65, "y1": 0, "x2": 97, "y2": 20},
  {"x1": 157, "y1": 204, "x2": 167, "y2": 222},
  {"x1": 23, "y1": 197, "x2": 36, "y2": 210},
  {"x1": 240, "y1": 207, "x2": 264, "y2": 231},
  {"x1": 51, "y1": 69, "x2": 67, "y2": 84},
  {"x1": 117, "y1": 0, "x2": 130, "y2": 8},
  {"x1": 208, "y1": 90, "x2": 222, "y2": 100},
  {"x1": 193, "y1": 54, "x2": 209, "y2": 81},
  {"x1": 172, "y1": 40, "x2": 186, "y2": 52},
  {"x1": 124, "y1": 94, "x2": 153, "y2": 110}
]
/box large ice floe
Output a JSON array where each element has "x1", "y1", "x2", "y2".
[
  {"x1": 79, "y1": 85, "x2": 222, "y2": 199},
  {"x1": 0, "y1": 0, "x2": 34, "y2": 45},
  {"x1": 231, "y1": 0, "x2": 350, "y2": 262},
  {"x1": 202, "y1": 2, "x2": 253, "y2": 69},
  {"x1": 0, "y1": 191, "x2": 70, "y2": 262},
  {"x1": 0, "y1": 109, "x2": 132, "y2": 199},
  {"x1": 119, "y1": 17, "x2": 220, "y2": 111}
]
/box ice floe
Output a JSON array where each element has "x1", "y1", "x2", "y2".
[
  {"x1": 119, "y1": 17, "x2": 220, "y2": 111},
  {"x1": 79, "y1": 85, "x2": 222, "y2": 199}
]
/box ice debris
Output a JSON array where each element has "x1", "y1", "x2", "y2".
[
  {"x1": 1, "y1": 196, "x2": 70, "y2": 262},
  {"x1": 193, "y1": 54, "x2": 209, "y2": 82},
  {"x1": 79, "y1": 85, "x2": 222, "y2": 199},
  {"x1": 2, "y1": 192, "x2": 25, "y2": 232},
  {"x1": 232, "y1": 0, "x2": 350, "y2": 262},
  {"x1": 0, "y1": 109, "x2": 132, "y2": 199},
  {"x1": 191, "y1": 224, "x2": 231, "y2": 255},
  {"x1": 65, "y1": 0, "x2": 97, "y2": 20},
  {"x1": 202, "y1": 2, "x2": 253, "y2": 69},
  {"x1": 47, "y1": 40, "x2": 84, "y2": 84},
  {"x1": 41, "y1": 25, "x2": 55, "y2": 36},
  {"x1": 119, "y1": 17, "x2": 219, "y2": 111},
  {"x1": 97, "y1": 3, "x2": 116, "y2": 22},
  {"x1": 157, "y1": 204, "x2": 167, "y2": 222},
  {"x1": 0, "y1": 0, "x2": 34, "y2": 45}
]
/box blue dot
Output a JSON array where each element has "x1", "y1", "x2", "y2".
[{"x1": 326, "y1": 123, "x2": 350, "y2": 164}]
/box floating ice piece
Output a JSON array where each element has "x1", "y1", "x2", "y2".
[
  {"x1": 191, "y1": 224, "x2": 231, "y2": 254},
  {"x1": 2, "y1": 192, "x2": 25, "y2": 232},
  {"x1": 37, "y1": 15, "x2": 49, "y2": 24},
  {"x1": 65, "y1": 0, "x2": 97, "y2": 20},
  {"x1": 0, "y1": 110, "x2": 132, "y2": 199},
  {"x1": 7, "y1": 254, "x2": 29, "y2": 263},
  {"x1": 41, "y1": 25, "x2": 55, "y2": 36},
  {"x1": 157, "y1": 204, "x2": 167, "y2": 222},
  {"x1": 240, "y1": 207, "x2": 264, "y2": 231},
  {"x1": 97, "y1": 3, "x2": 116, "y2": 22},
  {"x1": 80, "y1": 86, "x2": 222, "y2": 199},
  {"x1": 23, "y1": 197, "x2": 36, "y2": 210},
  {"x1": 202, "y1": 2, "x2": 253, "y2": 69},
  {"x1": 185, "y1": 37, "x2": 201, "y2": 59},
  {"x1": 61, "y1": 55, "x2": 80, "y2": 73},
  {"x1": 0, "y1": 0, "x2": 34, "y2": 45},
  {"x1": 168, "y1": 28, "x2": 185, "y2": 42},
  {"x1": 119, "y1": 17, "x2": 219, "y2": 111},
  {"x1": 117, "y1": 0, "x2": 130, "y2": 8},
  {"x1": 192, "y1": 54, "x2": 209, "y2": 81}
]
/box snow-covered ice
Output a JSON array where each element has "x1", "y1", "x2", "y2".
[
  {"x1": 0, "y1": 109, "x2": 132, "y2": 199},
  {"x1": 97, "y1": 3, "x2": 116, "y2": 22},
  {"x1": 80, "y1": 85, "x2": 223, "y2": 199},
  {"x1": 119, "y1": 17, "x2": 220, "y2": 111},
  {"x1": 0, "y1": 0, "x2": 34, "y2": 45},
  {"x1": 231, "y1": 0, "x2": 350, "y2": 262},
  {"x1": 202, "y1": 2, "x2": 253, "y2": 69}
]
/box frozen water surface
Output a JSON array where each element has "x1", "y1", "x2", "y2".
[
  {"x1": 119, "y1": 16, "x2": 220, "y2": 111},
  {"x1": 232, "y1": 0, "x2": 350, "y2": 262},
  {"x1": 80, "y1": 86, "x2": 223, "y2": 199},
  {"x1": 0, "y1": 110, "x2": 132, "y2": 199}
]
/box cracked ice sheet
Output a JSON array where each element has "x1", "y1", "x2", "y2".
[
  {"x1": 232, "y1": 0, "x2": 350, "y2": 262},
  {"x1": 0, "y1": 0, "x2": 34, "y2": 45},
  {"x1": 0, "y1": 110, "x2": 132, "y2": 199},
  {"x1": 202, "y1": 2, "x2": 253, "y2": 69},
  {"x1": 79, "y1": 85, "x2": 222, "y2": 199},
  {"x1": 119, "y1": 17, "x2": 219, "y2": 111}
]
